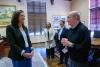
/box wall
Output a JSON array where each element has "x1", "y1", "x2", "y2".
[
  {"x1": 28, "y1": 0, "x2": 71, "y2": 43},
  {"x1": 0, "y1": 0, "x2": 90, "y2": 43},
  {"x1": 71, "y1": 0, "x2": 89, "y2": 27},
  {"x1": 0, "y1": 0, "x2": 71, "y2": 43},
  {"x1": 46, "y1": 0, "x2": 71, "y2": 24}
]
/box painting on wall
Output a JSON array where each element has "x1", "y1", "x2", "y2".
[{"x1": 0, "y1": 5, "x2": 16, "y2": 27}]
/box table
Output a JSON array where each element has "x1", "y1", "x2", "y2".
[
  {"x1": 90, "y1": 38, "x2": 100, "y2": 66},
  {"x1": 91, "y1": 38, "x2": 100, "y2": 48},
  {"x1": 0, "y1": 38, "x2": 9, "y2": 58}
]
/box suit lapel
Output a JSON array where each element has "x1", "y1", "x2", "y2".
[{"x1": 60, "y1": 27, "x2": 65, "y2": 36}]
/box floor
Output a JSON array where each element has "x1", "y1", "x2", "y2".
[
  {"x1": 2, "y1": 43, "x2": 65, "y2": 67},
  {"x1": 46, "y1": 58, "x2": 65, "y2": 67},
  {"x1": 34, "y1": 48, "x2": 64, "y2": 67}
]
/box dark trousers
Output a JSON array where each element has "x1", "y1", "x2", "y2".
[
  {"x1": 59, "y1": 49, "x2": 64, "y2": 63},
  {"x1": 59, "y1": 45, "x2": 65, "y2": 63},
  {"x1": 46, "y1": 47, "x2": 55, "y2": 59},
  {"x1": 64, "y1": 52, "x2": 69, "y2": 66},
  {"x1": 69, "y1": 59, "x2": 88, "y2": 67}
]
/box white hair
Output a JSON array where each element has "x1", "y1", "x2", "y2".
[{"x1": 68, "y1": 11, "x2": 81, "y2": 21}]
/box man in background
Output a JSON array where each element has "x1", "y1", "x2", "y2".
[{"x1": 54, "y1": 20, "x2": 69, "y2": 65}]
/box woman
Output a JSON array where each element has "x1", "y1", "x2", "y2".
[
  {"x1": 44, "y1": 22, "x2": 55, "y2": 60},
  {"x1": 6, "y1": 10, "x2": 33, "y2": 67}
]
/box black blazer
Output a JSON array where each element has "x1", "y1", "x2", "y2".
[
  {"x1": 68, "y1": 22, "x2": 91, "y2": 62},
  {"x1": 59, "y1": 27, "x2": 69, "y2": 41},
  {"x1": 6, "y1": 25, "x2": 32, "y2": 60},
  {"x1": 54, "y1": 27, "x2": 69, "y2": 46}
]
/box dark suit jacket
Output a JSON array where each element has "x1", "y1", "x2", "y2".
[
  {"x1": 68, "y1": 22, "x2": 91, "y2": 62},
  {"x1": 54, "y1": 27, "x2": 69, "y2": 48},
  {"x1": 6, "y1": 25, "x2": 32, "y2": 60}
]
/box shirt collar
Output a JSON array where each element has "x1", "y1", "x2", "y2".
[
  {"x1": 71, "y1": 21, "x2": 80, "y2": 29},
  {"x1": 60, "y1": 26, "x2": 65, "y2": 29}
]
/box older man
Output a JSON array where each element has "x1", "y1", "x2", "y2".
[{"x1": 61, "y1": 11, "x2": 91, "y2": 67}]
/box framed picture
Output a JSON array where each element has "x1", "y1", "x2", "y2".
[{"x1": 0, "y1": 5, "x2": 16, "y2": 27}]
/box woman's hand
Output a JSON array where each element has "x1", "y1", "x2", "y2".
[
  {"x1": 23, "y1": 53, "x2": 31, "y2": 58},
  {"x1": 23, "y1": 52, "x2": 34, "y2": 58},
  {"x1": 29, "y1": 51, "x2": 34, "y2": 58}
]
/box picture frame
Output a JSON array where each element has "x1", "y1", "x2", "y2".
[{"x1": 0, "y1": 5, "x2": 16, "y2": 27}]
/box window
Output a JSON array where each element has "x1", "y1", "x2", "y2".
[
  {"x1": 90, "y1": 0, "x2": 100, "y2": 31},
  {"x1": 27, "y1": 0, "x2": 46, "y2": 35}
]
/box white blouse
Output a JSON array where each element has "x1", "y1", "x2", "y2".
[
  {"x1": 44, "y1": 28, "x2": 55, "y2": 49},
  {"x1": 21, "y1": 31, "x2": 29, "y2": 47}
]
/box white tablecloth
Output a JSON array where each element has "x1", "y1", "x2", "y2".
[{"x1": 0, "y1": 52, "x2": 48, "y2": 67}]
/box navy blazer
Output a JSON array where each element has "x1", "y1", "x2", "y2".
[
  {"x1": 6, "y1": 25, "x2": 32, "y2": 60},
  {"x1": 54, "y1": 27, "x2": 69, "y2": 45}
]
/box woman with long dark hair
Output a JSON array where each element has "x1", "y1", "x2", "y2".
[{"x1": 6, "y1": 10, "x2": 33, "y2": 67}]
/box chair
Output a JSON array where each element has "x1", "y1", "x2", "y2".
[{"x1": 93, "y1": 31, "x2": 100, "y2": 38}]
